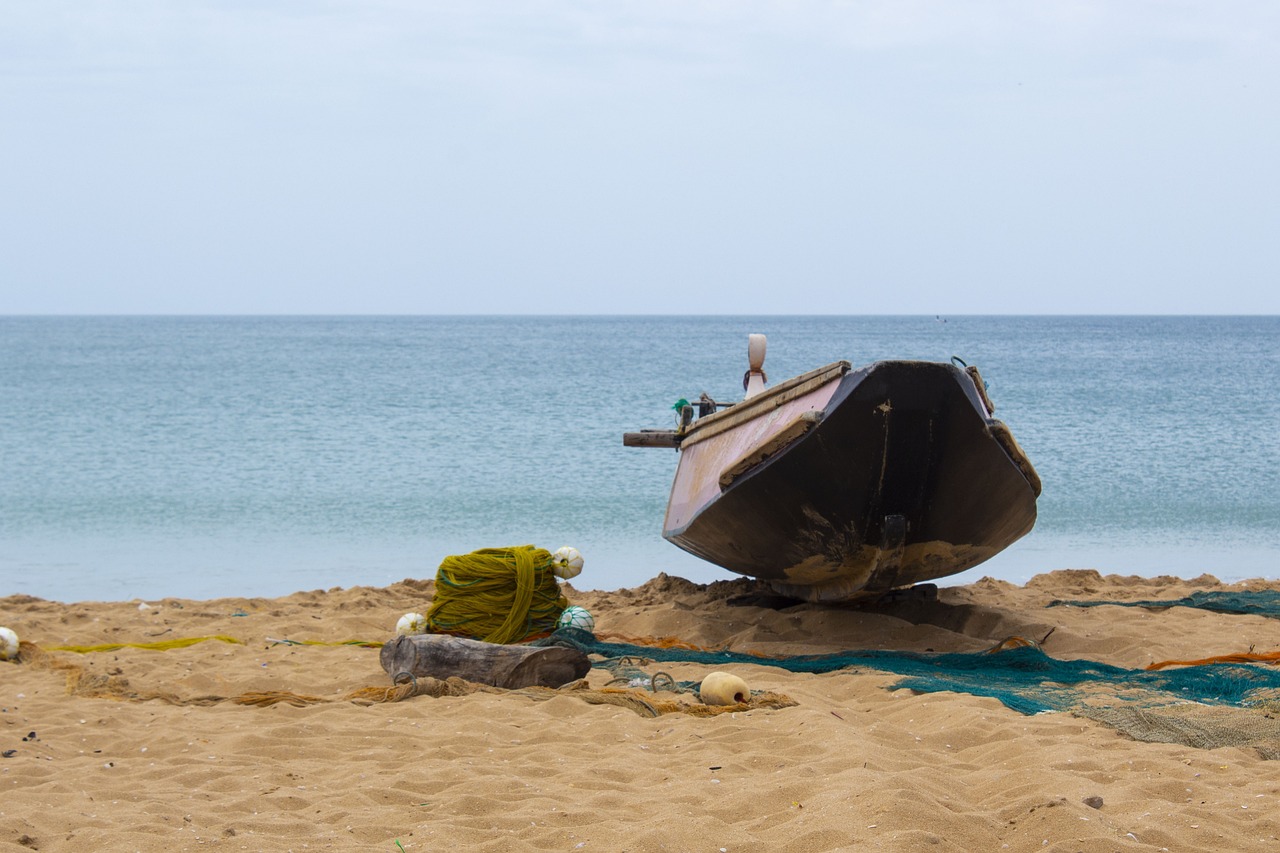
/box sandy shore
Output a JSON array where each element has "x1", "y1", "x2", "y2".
[{"x1": 3, "y1": 569, "x2": 1280, "y2": 852}]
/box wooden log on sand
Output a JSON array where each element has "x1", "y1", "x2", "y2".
[{"x1": 380, "y1": 633, "x2": 591, "y2": 689}]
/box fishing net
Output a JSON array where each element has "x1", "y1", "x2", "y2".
[
  {"x1": 17, "y1": 619, "x2": 1280, "y2": 751},
  {"x1": 9, "y1": 641, "x2": 793, "y2": 719},
  {"x1": 538, "y1": 628, "x2": 1280, "y2": 755},
  {"x1": 1075, "y1": 704, "x2": 1280, "y2": 760},
  {"x1": 1047, "y1": 590, "x2": 1280, "y2": 619},
  {"x1": 540, "y1": 629, "x2": 1280, "y2": 714}
]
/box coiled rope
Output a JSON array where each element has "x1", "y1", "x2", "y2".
[{"x1": 425, "y1": 545, "x2": 568, "y2": 644}]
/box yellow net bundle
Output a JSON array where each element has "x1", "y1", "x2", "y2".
[{"x1": 425, "y1": 545, "x2": 568, "y2": 644}]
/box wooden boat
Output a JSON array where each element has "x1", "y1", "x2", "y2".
[{"x1": 624, "y1": 336, "x2": 1041, "y2": 602}]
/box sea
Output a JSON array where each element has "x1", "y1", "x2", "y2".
[{"x1": 1, "y1": 315, "x2": 1277, "y2": 603}]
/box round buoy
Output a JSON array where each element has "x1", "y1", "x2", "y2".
[
  {"x1": 0, "y1": 627, "x2": 19, "y2": 661},
  {"x1": 556, "y1": 605, "x2": 595, "y2": 631},
  {"x1": 551, "y1": 546, "x2": 584, "y2": 580},
  {"x1": 699, "y1": 671, "x2": 750, "y2": 706},
  {"x1": 395, "y1": 613, "x2": 427, "y2": 636}
]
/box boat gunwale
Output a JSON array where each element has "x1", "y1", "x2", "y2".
[{"x1": 678, "y1": 360, "x2": 851, "y2": 449}]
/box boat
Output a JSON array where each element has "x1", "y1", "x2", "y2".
[{"x1": 624, "y1": 335, "x2": 1041, "y2": 602}]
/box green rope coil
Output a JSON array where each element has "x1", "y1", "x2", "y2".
[{"x1": 425, "y1": 545, "x2": 568, "y2": 644}]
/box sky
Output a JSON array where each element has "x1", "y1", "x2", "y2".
[{"x1": 3, "y1": 1, "x2": 1277, "y2": 315}]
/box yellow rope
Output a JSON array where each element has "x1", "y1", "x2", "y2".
[
  {"x1": 265, "y1": 638, "x2": 383, "y2": 648},
  {"x1": 1147, "y1": 650, "x2": 1280, "y2": 671},
  {"x1": 47, "y1": 635, "x2": 244, "y2": 653},
  {"x1": 426, "y1": 545, "x2": 568, "y2": 644}
]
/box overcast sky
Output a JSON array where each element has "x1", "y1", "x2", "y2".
[{"x1": 3, "y1": 2, "x2": 1277, "y2": 315}]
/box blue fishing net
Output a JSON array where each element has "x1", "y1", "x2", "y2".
[
  {"x1": 1047, "y1": 590, "x2": 1280, "y2": 619},
  {"x1": 538, "y1": 628, "x2": 1280, "y2": 717}
]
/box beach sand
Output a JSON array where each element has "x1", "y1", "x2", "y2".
[{"x1": 3, "y1": 570, "x2": 1279, "y2": 852}]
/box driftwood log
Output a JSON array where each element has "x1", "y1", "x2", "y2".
[{"x1": 380, "y1": 633, "x2": 591, "y2": 690}]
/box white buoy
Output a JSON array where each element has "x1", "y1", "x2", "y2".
[
  {"x1": 551, "y1": 546, "x2": 584, "y2": 580},
  {"x1": 395, "y1": 613, "x2": 428, "y2": 636},
  {"x1": 0, "y1": 627, "x2": 19, "y2": 661},
  {"x1": 699, "y1": 670, "x2": 750, "y2": 705},
  {"x1": 744, "y1": 334, "x2": 768, "y2": 398}
]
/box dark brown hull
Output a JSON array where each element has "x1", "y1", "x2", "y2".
[{"x1": 662, "y1": 360, "x2": 1040, "y2": 602}]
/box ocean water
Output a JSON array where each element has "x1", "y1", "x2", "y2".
[{"x1": 1, "y1": 315, "x2": 1277, "y2": 602}]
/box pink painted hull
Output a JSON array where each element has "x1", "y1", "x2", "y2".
[{"x1": 665, "y1": 371, "x2": 844, "y2": 534}]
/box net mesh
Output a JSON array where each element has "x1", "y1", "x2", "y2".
[
  {"x1": 10, "y1": 641, "x2": 793, "y2": 718},
  {"x1": 1047, "y1": 590, "x2": 1280, "y2": 619},
  {"x1": 540, "y1": 628, "x2": 1280, "y2": 714},
  {"x1": 16, "y1": 614, "x2": 1280, "y2": 753},
  {"x1": 538, "y1": 628, "x2": 1280, "y2": 754}
]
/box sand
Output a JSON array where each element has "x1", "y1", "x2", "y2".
[{"x1": 3, "y1": 569, "x2": 1280, "y2": 852}]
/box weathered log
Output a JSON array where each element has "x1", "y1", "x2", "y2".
[{"x1": 380, "y1": 633, "x2": 590, "y2": 689}]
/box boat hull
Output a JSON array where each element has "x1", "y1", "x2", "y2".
[{"x1": 662, "y1": 360, "x2": 1039, "y2": 602}]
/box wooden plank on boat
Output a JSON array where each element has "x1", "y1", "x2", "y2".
[
  {"x1": 718, "y1": 411, "x2": 823, "y2": 489},
  {"x1": 623, "y1": 430, "x2": 681, "y2": 448}
]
